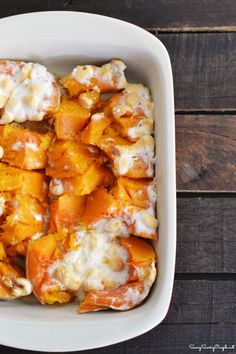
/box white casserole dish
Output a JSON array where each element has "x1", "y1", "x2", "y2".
[{"x1": 0, "y1": 11, "x2": 176, "y2": 352}]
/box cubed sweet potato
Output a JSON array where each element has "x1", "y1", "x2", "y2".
[
  {"x1": 0, "y1": 242, "x2": 6, "y2": 260},
  {"x1": 0, "y1": 124, "x2": 53, "y2": 170},
  {"x1": 80, "y1": 113, "x2": 111, "y2": 145},
  {"x1": 79, "y1": 282, "x2": 146, "y2": 313},
  {"x1": 54, "y1": 98, "x2": 90, "y2": 140},
  {"x1": 81, "y1": 188, "x2": 119, "y2": 225},
  {"x1": 46, "y1": 140, "x2": 94, "y2": 178},
  {"x1": 121, "y1": 237, "x2": 155, "y2": 265},
  {"x1": 98, "y1": 136, "x2": 154, "y2": 178},
  {"x1": 0, "y1": 194, "x2": 45, "y2": 251},
  {"x1": 50, "y1": 164, "x2": 114, "y2": 197},
  {"x1": 26, "y1": 232, "x2": 72, "y2": 304},
  {"x1": 5, "y1": 194, "x2": 45, "y2": 226},
  {"x1": 0, "y1": 223, "x2": 44, "y2": 247},
  {"x1": 50, "y1": 194, "x2": 86, "y2": 232},
  {"x1": 111, "y1": 177, "x2": 155, "y2": 208},
  {"x1": 0, "y1": 162, "x2": 47, "y2": 201}
]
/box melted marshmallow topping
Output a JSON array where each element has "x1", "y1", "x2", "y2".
[
  {"x1": 113, "y1": 135, "x2": 155, "y2": 176},
  {"x1": 47, "y1": 227, "x2": 129, "y2": 293},
  {"x1": 72, "y1": 60, "x2": 127, "y2": 91},
  {"x1": 0, "y1": 61, "x2": 60, "y2": 124}
]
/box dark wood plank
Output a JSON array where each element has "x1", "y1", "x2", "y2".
[
  {"x1": 1, "y1": 280, "x2": 236, "y2": 353},
  {"x1": 158, "y1": 33, "x2": 236, "y2": 110},
  {"x1": 177, "y1": 195, "x2": 236, "y2": 272},
  {"x1": 2, "y1": 324, "x2": 236, "y2": 354},
  {"x1": 165, "y1": 280, "x2": 236, "y2": 324},
  {"x1": 0, "y1": 324, "x2": 231, "y2": 354},
  {"x1": 176, "y1": 115, "x2": 236, "y2": 191},
  {"x1": 0, "y1": 0, "x2": 236, "y2": 30}
]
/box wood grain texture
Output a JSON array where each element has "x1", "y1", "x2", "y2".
[
  {"x1": 165, "y1": 280, "x2": 236, "y2": 324},
  {"x1": 0, "y1": 0, "x2": 236, "y2": 30},
  {"x1": 176, "y1": 115, "x2": 236, "y2": 191},
  {"x1": 158, "y1": 34, "x2": 236, "y2": 110},
  {"x1": 177, "y1": 196, "x2": 236, "y2": 272}
]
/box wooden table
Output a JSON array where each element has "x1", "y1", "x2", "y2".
[{"x1": 1, "y1": 1, "x2": 236, "y2": 353}]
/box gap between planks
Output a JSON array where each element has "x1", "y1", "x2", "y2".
[
  {"x1": 175, "y1": 273, "x2": 236, "y2": 280},
  {"x1": 177, "y1": 191, "x2": 236, "y2": 196},
  {"x1": 147, "y1": 26, "x2": 236, "y2": 33},
  {"x1": 176, "y1": 109, "x2": 236, "y2": 115}
]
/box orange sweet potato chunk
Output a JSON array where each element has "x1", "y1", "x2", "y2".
[
  {"x1": 111, "y1": 116, "x2": 153, "y2": 143},
  {"x1": 0, "y1": 242, "x2": 6, "y2": 260},
  {"x1": 0, "y1": 163, "x2": 47, "y2": 201},
  {"x1": 27, "y1": 232, "x2": 72, "y2": 304},
  {"x1": 50, "y1": 194, "x2": 86, "y2": 232},
  {"x1": 121, "y1": 237, "x2": 155, "y2": 265},
  {"x1": 0, "y1": 124, "x2": 53, "y2": 170},
  {"x1": 79, "y1": 282, "x2": 145, "y2": 313},
  {"x1": 0, "y1": 195, "x2": 45, "y2": 248},
  {"x1": 5, "y1": 194, "x2": 45, "y2": 226},
  {"x1": 98, "y1": 135, "x2": 154, "y2": 179},
  {"x1": 97, "y1": 132, "x2": 131, "y2": 154},
  {"x1": 61, "y1": 77, "x2": 82, "y2": 97},
  {"x1": 46, "y1": 140, "x2": 94, "y2": 178},
  {"x1": 50, "y1": 164, "x2": 114, "y2": 197},
  {"x1": 80, "y1": 114, "x2": 111, "y2": 145},
  {"x1": 112, "y1": 177, "x2": 155, "y2": 208},
  {"x1": 111, "y1": 178, "x2": 133, "y2": 205},
  {"x1": 6, "y1": 240, "x2": 28, "y2": 258},
  {"x1": 81, "y1": 188, "x2": 119, "y2": 225},
  {"x1": 0, "y1": 223, "x2": 44, "y2": 247},
  {"x1": 54, "y1": 99, "x2": 90, "y2": 140}
]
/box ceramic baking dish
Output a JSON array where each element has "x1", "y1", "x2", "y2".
[{"x1": 0, "y1": 11, "x2": 176, "y2": 352}]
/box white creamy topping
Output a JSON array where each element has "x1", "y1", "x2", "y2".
[
  {"x1": 31, "y1": 232, "x2": 43, "y2": 240},
  {"x1": 25, "y1": 141, "x2": 39, "y2": 151},
  {"x1": 110, "y1": 262, "x2": 156, "y2": 310},
  {"x1": 91, "y1": 218, "x2": 129, "y2": 239},
  {"x1": 33, "y1": 213, "x2": 43, "y2": 222},
  {"x1": 113, "y1": 135, "x2": 155, "y2": 176},
  {"x1": 12, "y1": 141, "x2": 23, "y2": 151},
  {"x1": 0, "y1": 61, "x2": 31, "y2": 108},
  {"x1": 72, "y1": 65, "x2": 94, "y2": 85},
  {"x1": 112, "y1": 83, "x2": 154, "y2": 120},
  {"x1": 48, "y1": 229, "x2": 129, "y2": 293},
  {"x1": 0, "y1": 62, "x2": 59, "y2": 124},
  {"x1": 111, "y1": 286, "x2": 149, "y2": 311},
  {"x1": 113, "y1": 149, "x2": 134, "y2": 175},
  {"x1": 49, "y1": 178, "x2": 64, "y2": 196},
  {"x1": 79, "y1": 93, "x2": 95, "y2": 109},
  {"x1": 11, "y1": 277, "x2": 32, "y2": 298},
  {"x1": 147, "y1": 182, "x2": 157, "y2": 206},
  {"x1": 0, "y1": 195, "x2": 5, "y2": 216},
  {"x1": 123, "y1": 206, "x2": 158, "y2": 236},
  {"x1": 133, "y1": 208, "x2": 158, "y2": 235},
  {"x1": 127, "y1": 118, "x2": 153, "y2": 140},
  {"x1": 72, "y1": 60, "x2": 127, "y2": 91},
  {"x1": 91, "y1": 112, "x2": 105, "y2": 121}
]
